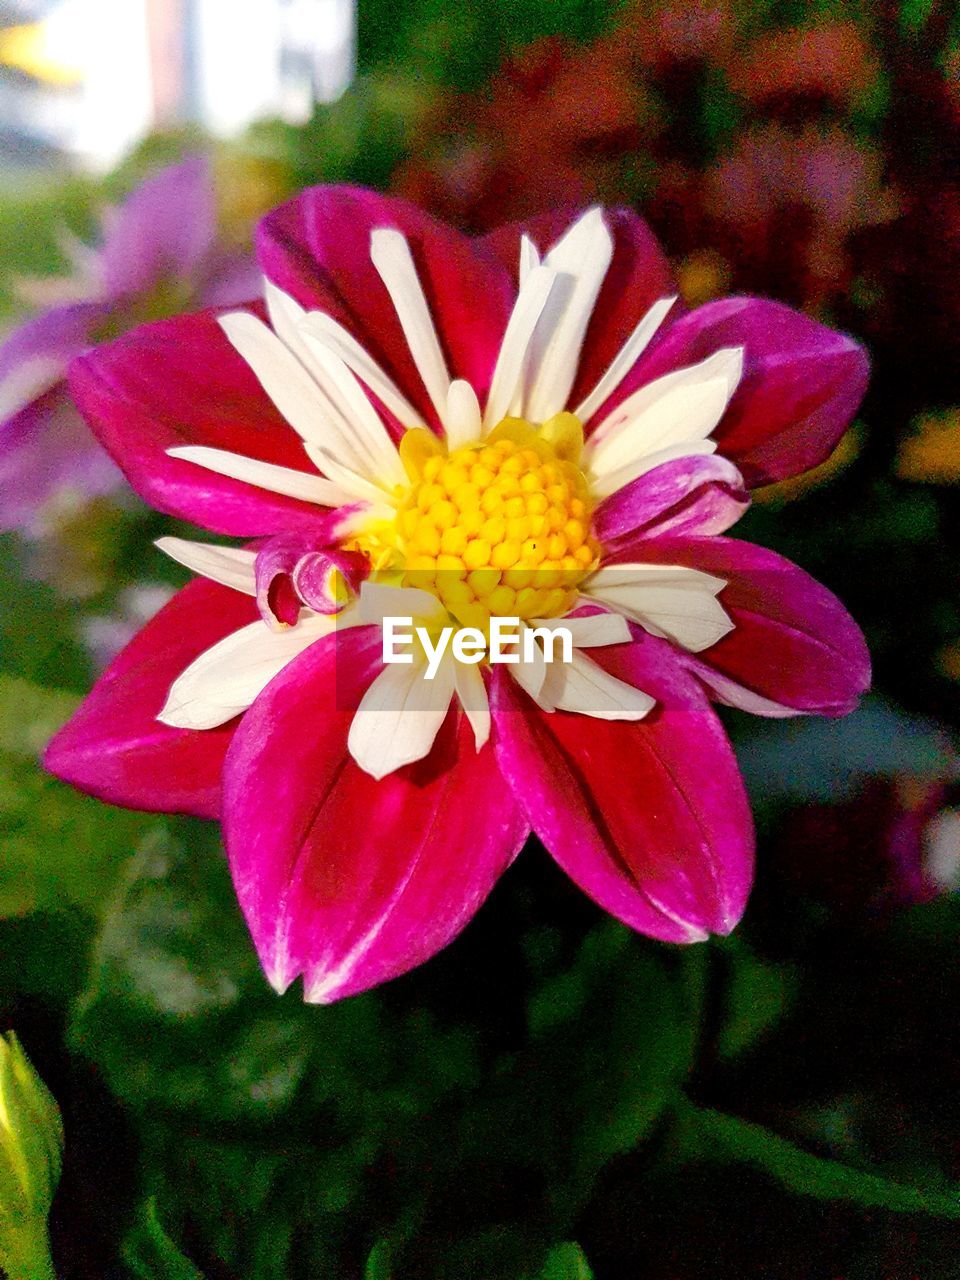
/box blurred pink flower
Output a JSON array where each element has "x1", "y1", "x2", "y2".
[
  {"x1": 0, "y1": 157, "x2": 259, "y2": 533},
  {"x1": 47, "y1": 189, "x2": 869, "y2": 1001}
]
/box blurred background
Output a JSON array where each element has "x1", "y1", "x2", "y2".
[{"x1": 1, "y1": 1, "x2": 960, "y2": 1277}]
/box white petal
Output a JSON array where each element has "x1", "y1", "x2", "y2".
[
  {"x1": 506, "y1": 623, "x2": 549, "y2": 705},
  {"x1": 519, "y1": 233, "x2": 540, "y2": 285},
  {"x1": 444, "y1": 379, "x2": 483, "y2": 450},
  {"x1": 574, "y1": 295, "x2": 678, "y2": 424},
  {"x1": 357, "y1": 580, "x2": 448, "y2": 626},
  {"x1": 0, "y1": 353, "x2": 65, "y2": 418},
  {"x1": 218, "y1": 311, "x2": 343, "y2": 454},
  {"x1": 454, "y1": 660, "x2": 491, "y2": 751},
  {"x1": 348, "y1": 657, "x2": 455, "y2": 780},
  {"x1": 584, "y1": 563, "x2": 733, "y2": 652},
  {"x1": 585, "y1": 347, "x2": 743, "y2": 493},
  {"x1": 483, "y1": 263, "x2": 557, "y2": 430},
  {"x1": 297, "y1": 331, "x2": 406, "y2": 488},
  {"x1": 370, "y1": 227, "x2": 451, "y2": 424},
  {"x1": 154, "y1": 537, "x2": 256, "y2": 595},
  {"x1": 158, "y1": 612, "x2": 335, "y2": 730},
  {"x1": 303, "y1": 444, "x2": 399, "y2": 507},
  {"x1": 263, "y1": 278, "x2": 307, "y2": 353},
  {"x1": 523, "y1": 208, "x2": 614, "y2": 423},
  {"x1": 692, "y1": 665, "x2": 798, "y2": 718},
  {"x1": 167, "y1": 445, "x2": 353, "y2": 507},
  {"x1": 531, "y1": 611, "x2": 632, "y2": 648},
  {"x1": 589, "y1": 439, "x2": 719, "y2": 499},
  {"x1": 298, "y1": 310, "x2": 426, "y2": 429},
  {"x1": 541, "y1": 650, "x2": 655, "y2": 720}
]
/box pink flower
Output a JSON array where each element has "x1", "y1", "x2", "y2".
[
  {"x1": 0, "y1": 157, "x2": 259, "y2": 533},
  {"x1": 45, "y1": 188, "x2": 870, "y2": 1002}
]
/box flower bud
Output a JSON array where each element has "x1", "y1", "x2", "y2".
[{"x1": 0, "y1": 1032, "x2": 63, "y2": 1280}]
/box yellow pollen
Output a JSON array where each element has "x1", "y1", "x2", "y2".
[{"x1": 353, "y1": 417, "x2": 602, "y2": 628}]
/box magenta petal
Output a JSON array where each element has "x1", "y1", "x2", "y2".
[
  {"x1": 608, "y1": 297, "x2": 869, "y2": 487},
  {"x1": 101, "y1": 157, "x2": 219, "y2": 298},
  {"x1": 254, "y1": 535, "x2": 367, "y2": 624},
  {"x1": 68, "y1": 308, "x2": 334, "y2": 536},
  {"x1": 610, "y1": 534, "x2": 871, "y2": 716},
  {"x1": 257, "y1": 185, "x2": 516, "y2": 426},
  {"x1": 44, "y1": 580, "x2": 257, "y2": 818},
  {"x1": 594, "y1": 453, "x2": 749, "y2": 550},
  {"x1": 480, "y1": 205, "x2": 678, "y2": 413},
  {"x1": 224, "y1": 629, "x2": 528, "y2": 1002},
  {"x1": 490, "y1": 634, "x2": 754, "y2": 941}
]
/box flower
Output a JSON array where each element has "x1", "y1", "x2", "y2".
[
  {"x1": 0, "y1": 1033, "x2": 63, "y2": 1280},
  {"x1": 45, "y1": 188, "x2": 870, "y2": 1002},
  {"x1": 0, "y1": 157, "x2": 259, "y2": 534}
]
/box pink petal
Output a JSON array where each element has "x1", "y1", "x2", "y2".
[
  {"x1": 604, "y1": 297, "x2": 869, "y2": 487},
  {"x1": 608, "y1": 534, "x2": 871, "y2": 716},
  {"x1": 489, "y1": 632, "x2": 754, "y2": 941},
  {"x1": 256, "y1": 185, "x2": 516, "y2": 428},
  {"x1": 254, "y1": 534, "x2": 367, "y2": 624},
  {"x1": 44, "y1": 580, "x2": 257, "y2": 818},
  {"x1": 0, "y1": 386, "x2": 122, "y2": 533},
  {"x1": 224, "y1": 629, "x2": 528, "y2": 1002},
  {"x1": 593, "y1": 453, "x2": 749, "y2": 551},
  {"x1": 68, "y1": 307, "x2": 339, "y2": 536},
  {"x1": 480, "y1": 205, "x2": 678, "y2": 415},
  {"x1": 101, "y1": 158, "x2": 219, "y2": 297},
  {"x1": 0, "y1": 302, "x2": 109, "y2": 394}
]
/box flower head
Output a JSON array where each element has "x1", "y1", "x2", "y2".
[
  {"x1": 46, "y1": 187, "x2": 870, "y2": 1002},
  {"x1": 0, "y1": 157, "x2": 259, "y2": 534}
]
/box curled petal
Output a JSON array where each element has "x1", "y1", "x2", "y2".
[{"x1": 254, "y1": 535, "x2": 368, "y2": 626}]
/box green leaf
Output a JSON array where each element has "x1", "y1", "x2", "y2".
[
  {"x1": 364, "y1": 1240, "x2": 393, "y2": 1279},
  {"x1": 122, "y1": 1200, "x2": 206, "y2": 1279},
  {"x1": 536, "y1": 1242, "x2": 594, "y2": 1279},
  {"x1": 674, "y1": 1105, "x2": 960, "y2": 1219},
  {"x1": 715, "y1": 936, "x2": 795, "y2": 1061}
]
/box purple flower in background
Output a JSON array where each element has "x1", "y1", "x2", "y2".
[{"x1": 0, "y1": 157, "x2": 259, "y2": 534}]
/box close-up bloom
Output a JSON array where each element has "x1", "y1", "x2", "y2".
[
  {"x1": 45, "y1": 187, "x2": 870, "y2": 1002},
  {"x1": 0, "y1": 156, "x2": 258, "y2": 533}
]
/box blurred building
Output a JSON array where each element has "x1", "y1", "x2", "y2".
[{"x1": 0, "y1": 0, "x2": 355, "y2": 173}]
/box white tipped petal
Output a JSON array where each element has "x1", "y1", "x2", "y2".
[
  {"x1": 298, "y1": 310, "x2": 426, "y2": 429},
  {"x1": 584, "y1": 563, "x2": 734, "y2": 653},
  {"x1": 154, "y1": 537, "x2": 256, "y2": 595},
  {"x1": 524, "y1": 208, "x2": 614, "y2": 423},
  {"x1": 585, "y1": 347, "x2": 744, "y2": 490},
  {"x1": 370, "y1": 227, "x2": 452, "y2": 424},
  {"x1": 357, "y1": 579, "x2": 449, "y2": 626},
  {"x1": 454, "y1": 660, "x2": 491, "y2": 751},
  {"x1": 218, "y1": 311, "x2": 341, "y2": 452},
  {"x1": 297, "y1": 332, "x2": 406, "y2": 488},
  {"x1": 532, "y1": 611, "x2": 632, "y2": 648},
  {"x1": 519, "y1": 233, "x2": 540, "y2": 285},
  {"x1": 483, "y1": 264, "x2": 557, "y2": 430},
  {"x1": 348, "y1": 657, "x2": 455, "y2": 780},
  {"x1": 158, "y1": 613, "x2": 335, "y2": 730},
  {"x1": 541, "y1": 650, "x2": 655, "y2": 721},
  {"x1": 444, "y1": 379, "x2": 483, "y2": 450},
  {"x1": 574, "y1": 295, "x2": 678, "y2": 424},
  {"x1": 167, "y1": 445, "x2": 353, "y2": 507},
  {"x1": 587, "y1": 438, "x2": 719, "y2": 500}
]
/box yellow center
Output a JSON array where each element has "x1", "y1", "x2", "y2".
[{"x1": 349, "y1": 415, "x2": 601, "y2": 630}]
